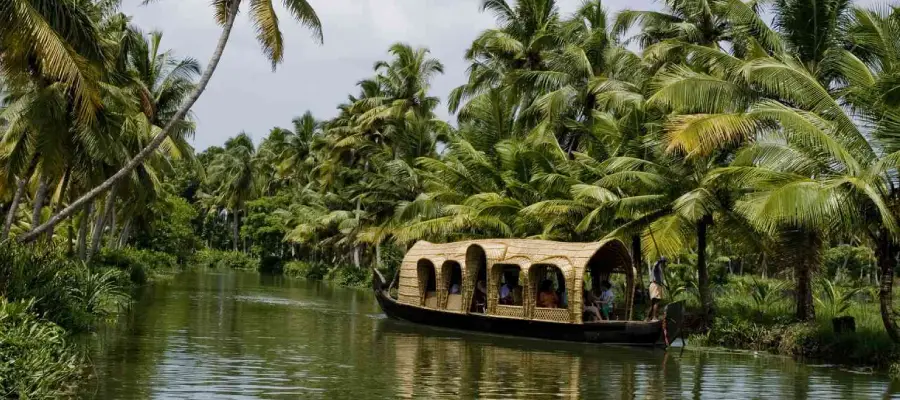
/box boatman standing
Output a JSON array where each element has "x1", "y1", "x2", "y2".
[{"x1": 647, "y1": 257, "x2": 667, "y2": 321}]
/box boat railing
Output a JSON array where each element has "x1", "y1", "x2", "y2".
[
  {"x1": 495, "y1": 304, "x2": 525, "y2": 318},
  {"x1": 533, "y1": 307, "x2": 571, "y2": 323}
]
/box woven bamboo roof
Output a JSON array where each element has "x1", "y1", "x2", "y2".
[{"x1": 397, "y1": 238, "x2": 635, "y2": 321}]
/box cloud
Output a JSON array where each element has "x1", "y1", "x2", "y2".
[{"x1": 121, "y1": 0, "x2": 649, "y2": 150}]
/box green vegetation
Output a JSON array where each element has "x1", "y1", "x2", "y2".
[
  {"x1": 4, "y1": 0, "x2": 900, "y2": 389},
  {"x1": 0, "y1": 244, "x2": 135, "y2": 397},
  {"x1": 0, "y1": 299, "x2": 83, "y2": 398},
  {"x1": 690, "y1": 275, "x2": 900, "y2": 371},
  {"x1": 192, "y1": 249, "x2": 260, "y2": 271}
]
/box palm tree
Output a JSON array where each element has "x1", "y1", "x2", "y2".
[
  {"x1": 0, "y1": 0, "x2": 106, "y2": 124},
  {"x1": 20, "y1": 0, "x2": 323, "y2": 243},
  {"x1": 206, "y1": 133, "x2": 258, "y2": 251},
  {"x1": 449, "y1": 0, "x2": 563, "y2": 113}
]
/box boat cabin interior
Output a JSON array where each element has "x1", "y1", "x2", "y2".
[{"x1": 396, "y1": 239, "x2": 636, "y2": 324}]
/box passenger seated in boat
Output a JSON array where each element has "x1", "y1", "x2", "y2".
[
  {"x1": 537, "y1": 279, "x2": 559, "y2": 308},
  {"x1": 582, "y1": 286, "x2": 602, "y2": 322},
  {"x1": 598, "y1": 281, "x2": 614, "y2": 320},
  {"x1": 499, "y1": 273, "x2": 523, "y2": 306}
]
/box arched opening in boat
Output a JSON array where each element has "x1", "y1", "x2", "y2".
[
  {"x1": 495, "y1": 264, "x2": 523, "y2": 306},
  {"x1": 466, "y1": 245, "x2": 488, "y2": 313},
  {"x1": 490, "y1": 263, "x2": 525, "y2": 318},
  {"x1": 529, "y1": 263, "x2": 572, "y2": 322},
  {"x1": 417, "y1": 259, "x2": 437, "y2": 308},
  {"x1": 582, "y1": 240, "x2": 634, "y2": 322},
  {"x1": 441, "y1": 260, "x2": 463, "y2": 311}
]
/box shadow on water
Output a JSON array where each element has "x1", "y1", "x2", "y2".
[{"x1": 80, "y1": 270, "x2": 900, "y2": 399}]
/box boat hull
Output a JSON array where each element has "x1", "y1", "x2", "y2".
[{"x1": 374, "y1": 284, "x2": 667, "y2": 346}]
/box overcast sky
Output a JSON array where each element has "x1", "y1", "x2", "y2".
[{"x1": 121, "y1": 0, "x2": 661, "y2": 151}]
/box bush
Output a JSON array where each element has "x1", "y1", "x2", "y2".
[
  {"x1": 325, "y1": 264, "x2": 370, "y2": 288},
  {"x1": 95, "y1": 247, "x2": 179, "y2": 284},
  {"x1": 191, "y1": 249, "x2": 259, "y2": 271},
  {"x1": 0, "y1": 299, "x2": 84, "y2": 398},
  {"x1": 0, "y1": 244, "x2": 130, "y2": 332},
  {"x1": 130, "y1": 195, "x2": 201, "y2": 263},
  {"x1": 283, "y1": 261, "x2": 329, "y2": 280},
  {"x1": 823, "y1": 245, "x2": 877, "y2": 283}
]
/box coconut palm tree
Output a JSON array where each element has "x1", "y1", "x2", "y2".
[
  {"x1": 20, "y1": 0, "x2": 324, "y2": 243},
  {"x1": 206, "y1": 132, "x2": 259, "y2": 251},
  {"x1": 0, "y1": 0, "x2": 107, "y2": 124}
]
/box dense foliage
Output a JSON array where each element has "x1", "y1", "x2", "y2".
[{"x1": 4, "y1": 0, "x2": 900, "y2": 383}]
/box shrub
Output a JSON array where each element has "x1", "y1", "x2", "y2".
[
  {"x1": 325, "y1": 264, "x2": 370, "y2": 288},
  {"x1": 95, "y1": 247, "x2": 179, "y2": 284},
  {"x1": 0, "y1": 299, "x2": 84, "y2": 398},
  {"x1": 283, "y1": 261, "x2": 329, "y2": 280},
  {"x1": 823, "y1": 245, "x2": 876, "y2": 283},
  {"x1": 192, "y1": 249, "x2": 259, "y2": 271},
  {"x1": 130, "y1": 195, "x2": 201, "y2": 263},
  {"x1": 0, "y1": 244, "x2": 130, "y2": 332}
]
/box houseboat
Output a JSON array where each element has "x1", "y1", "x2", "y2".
[{"x1": 372, "y1": 239, "x2": 684, "y2": 346}]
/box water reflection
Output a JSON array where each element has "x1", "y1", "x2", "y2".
[{"x1": 81, "y1": 271, "x2": 900, "y2": 399}]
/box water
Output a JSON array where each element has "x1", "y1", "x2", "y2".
[{"x1": 80, "y1": 271, "x2": 900, "y2": 399}]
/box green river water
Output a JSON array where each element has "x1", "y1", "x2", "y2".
[{"x1": 79, "y1": 270, "x2": 900, "y2": 399}]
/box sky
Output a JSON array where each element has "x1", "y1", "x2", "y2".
[{"x1": 121, "y1": 0, "x2": 655, "y2": 151}]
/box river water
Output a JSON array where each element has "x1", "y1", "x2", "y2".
[{"x1": 80, "y1": 270, "x2": 900, "y2": 399}]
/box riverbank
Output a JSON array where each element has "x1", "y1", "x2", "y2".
[
  {"x1": 0, "y1": 244, "x2": 180, "y2": 398},
  {"x1": 673, "y1": 275, "x2": 900, "y2": 377}
]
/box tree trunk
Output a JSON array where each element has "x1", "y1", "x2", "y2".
[
  {"x1": 353, "y1": 246, "x2": 361, "y2": 269},
  {"x1": 108, "y1": 201, "x2": 117, "y2": 245},
  {"x1": 68, "y1": 221, "x2": 75, "y2": 255},
  {"x1": 697, "y1": 214, "x2": 714, "y2": 329},
  {"x1": 1, "y1": 177, "x2": 27, "y2": 242},
  {"x1": 118, "y1": 219, "x2": 132, "y2": 249},
  {"x1": 376, "y1": 241, "x2": 382, "y2": 270},
  {"x1": 877, "y1": 232, "x2": 900, "y2": 343},
  {"x1": 631, "y1": 234, "x2": 643, "y2": 282},
  {"x1": 787, "y1": 229, "x2": 820, "y2": 321},
  {"x1": 78, "y1": 202, "x2": 93, "y2": 261},
  {"x1": 232, "y1": 210, "x2": 240, "y2": 252},
  {"x1": 89, "y1": 188, "x2": 116, "y2": 260},
  {"x1": 2, "y1": 157, "x2": 39, "y2": 241},
  {"x1": 47, "y1": 168, "x2": 71, "y2": 240},
  {"x1": 31, "y1": 178, "x2": 49, "y2": 234},
  {"x1": 18, "y1": 0, "x2": 243, "y2": 243}
]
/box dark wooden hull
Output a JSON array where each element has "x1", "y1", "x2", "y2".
[{"x1": 373, "y1": 270, "x2": 680, "y2": 347}]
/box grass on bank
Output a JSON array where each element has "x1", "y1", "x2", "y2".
[
  {"x1": 674, "y1": 274, "x2": 900, "y2": 372},
  {"x1": 0, "y1": 244, "x2": 182, "y2": 398}
]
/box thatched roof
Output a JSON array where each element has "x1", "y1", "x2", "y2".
[{"x1": 397, "y1": 239, "x2": 635, "y2": 323}]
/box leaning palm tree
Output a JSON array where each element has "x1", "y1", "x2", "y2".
[{"x1": 20, "y1": 0, "x2": 324, "y2": 242}]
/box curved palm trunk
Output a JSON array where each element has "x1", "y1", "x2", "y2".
[
  {"x1": 88, "y1": 187, "x2": 116, "y2": 260},
  {"x1": 2, "y1": 157, "x2": 39, "y2": 241},
  {"x1": 2, "y1": 178, "x2": 27, "y2": 242},
  {"x1": 877, "y1": 232, "x2": 900, "y2": 342},
  {"x1": 18, "y1": 0, "x2": 243, "y2": 243},
  {"x1": 697, "y1": 214, "x2": 714, "y2": 329}
]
